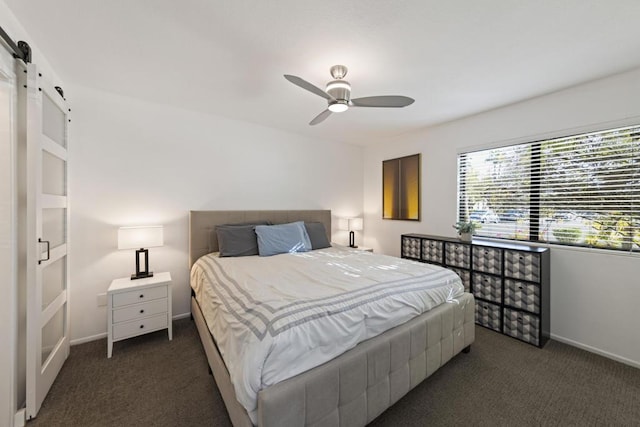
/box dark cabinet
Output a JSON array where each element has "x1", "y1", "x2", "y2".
[{"x1": 401, "y1": 234, "x2": 550, "y2": 348}]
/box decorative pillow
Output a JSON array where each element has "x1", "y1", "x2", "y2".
[
  {"x1": 215, "y1": 222, "x2": 268, "y2": 257},
  {"x1": 255, "y1": 221, "x2": 312, "y2": 257},
  {"x1": 304, "y1": 222, "x2": 331, "y2": 249}
]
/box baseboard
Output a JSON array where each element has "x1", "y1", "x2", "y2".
[
  {"x1": 70, "y1": 312, "x2": 192, "y2": 345},
  {"x1": 14, "y1": 408, "x2": 25, "y2": 427},
  {"x1": 550, "y1": 333, "x2": 640, "y2": 369},
  {"x1": 70, "y1": 332, "x2": 107, "y2": 346},
  {"x1": 173, "y1": 312, "x2": 191, "y2": 320}
]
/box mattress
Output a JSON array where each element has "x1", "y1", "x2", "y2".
[{"x1": 190, "y1": 246, "x2": 465, "y2": 422}]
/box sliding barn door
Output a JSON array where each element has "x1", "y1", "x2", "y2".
[
  {"x1": 24, "y1": 63, "x2": 70, "y2": 420},
  {"x1": 0, "y1": 42, "x2": 19, "y2": 427}
]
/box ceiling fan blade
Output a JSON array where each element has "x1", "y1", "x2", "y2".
[
  {"x1": 350, "y1": 96, "x2": 415, "y2": 108},
  {"x1": 309, "y1": 109, "x2": 332, "y2": 126},
  {"x1": 284, "y1": 74, "x2": 333, "y2": 100}
]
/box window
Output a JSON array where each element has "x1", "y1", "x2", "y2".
[{"x1": 457, "y1": 125, "x2": 640, "y2": 251}]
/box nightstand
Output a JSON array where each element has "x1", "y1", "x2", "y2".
[{"x1": 107, "y1": 272, "x2": 172, "y2": 358}]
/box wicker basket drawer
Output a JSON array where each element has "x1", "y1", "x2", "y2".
[
  {"x1": 503, "y1": 308, "x2": 540, "y2": 346},
  {"x1": 504, "y1": 250, "x2": 541, "y2": 283},
  {"x1": 472, "y1": 246, "x2": 502, "y2": 275},
  {"x1": 475, "y1": 301, "x2": 501, "y2": 332},
  {"x1": 421, "y1": 239, "x2": 443, "y2": 263},
  {"x1": 504, "y1": 279, "x2": 540, "y2": 314},
  {"x1": 472, "y1": 273, "x2": 502, "y2": 303},
  {"x1": 401, "y1": 236, "x2": 421, "y2": 259},
  {"x1": 445, "y1": 242, "x2": 471, "y2": 268},
  {"x1": 449, "y1": 267, "x2": 471, "y2": 293}
]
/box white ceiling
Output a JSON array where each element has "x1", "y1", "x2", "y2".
[{"x1": 5, "y1": 0, "x2": 640, "y2": 146}]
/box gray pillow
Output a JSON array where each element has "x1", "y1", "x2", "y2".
[
  {"x1": 255, "y1": 221, "x2": 312, "y2": 257},
  {"x1": 216, "y1": 222, "x2": 268, "y2": 257},
  {"x1": 304, "y1": 222, "x2": 331, "y2": 249}
]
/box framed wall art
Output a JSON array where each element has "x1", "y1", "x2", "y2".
[{"x1": 382, "y1": 153, "x2": 420, "y2": 220}]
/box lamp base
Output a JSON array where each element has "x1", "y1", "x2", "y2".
[
  {"x1": 131, "y1": 271, "x2": 154, "y2": 280},
  {"x1": 132, "y1": 248, "x2": 153, "y2": 280},
  {"x1": 349, "y1": 231, "x2": 358, "y2": 248}
]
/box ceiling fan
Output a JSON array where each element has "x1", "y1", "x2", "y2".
[{"x1": 284, "y1": 65, "x2": 415, "y2": 125}]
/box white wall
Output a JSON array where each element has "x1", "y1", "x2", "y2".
[
  {"x1": 363, "y1": 67, "x2": 640, "y2": 367},
  {"x1": 68, "y1": 85, "x2": 363, "y2": 343}
]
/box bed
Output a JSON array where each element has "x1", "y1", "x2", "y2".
[{"x1": 189, "y1": 210, "x2": 475, "y2": 427}]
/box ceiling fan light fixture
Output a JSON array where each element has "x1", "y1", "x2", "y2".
[
  {"x1": 284, "y1": 64, "x2": 414, "y2": 126},
  {"x1": 326, "y1": 79, "x2": 351, "y2": 104},
  {"x1": 325, "y1": 80, "x2": 351, "y2": 92},
  {"x1": 328, "y1": 101, "x2": 349, "y2": 113}
]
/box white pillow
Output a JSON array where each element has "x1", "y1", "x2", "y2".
[{"x1": 255, "y1": 221, "x2": 312, "y2": 256}]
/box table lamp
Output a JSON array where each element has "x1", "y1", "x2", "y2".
[
  {"x1": 348, "y1": 218, "x2": 363, "y2": 248},
  {"x1": 118, "y1": 225, "x2": 164, "y2": 280}
]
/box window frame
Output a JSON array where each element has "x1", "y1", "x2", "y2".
[{"x1": 457, "y1": 124, "x2": 640, "y2": 253}]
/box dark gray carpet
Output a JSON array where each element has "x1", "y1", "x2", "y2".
[{"x1": 28, "y1": 319, "x2": 640, "y2": 426}]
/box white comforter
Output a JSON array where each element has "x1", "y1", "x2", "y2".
[{"x1": 190, "y1": 246, "x2": 464, "y2": 422}]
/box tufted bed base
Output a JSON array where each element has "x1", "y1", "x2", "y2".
[
  {"x1": 192, "y1": 292, "x2": 475, "y2": 427},
  {"x1": 189, "y1": 210, "x2": 475, "y2": 426}
]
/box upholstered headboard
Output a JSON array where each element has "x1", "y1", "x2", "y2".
[{"x1": 189, "y1": 210, "x2": 332, "y2": 267}]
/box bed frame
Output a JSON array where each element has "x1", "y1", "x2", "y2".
[{"x1": 189, "y1": 210, "x2": 475, "y2": 427}]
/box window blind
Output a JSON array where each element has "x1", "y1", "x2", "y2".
[{"x1": 457, "y1": 125, "x2": 640, "y2": 251}]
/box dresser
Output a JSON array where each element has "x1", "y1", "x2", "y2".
[
  {"x1": 107, "y1": 272, "x2": 173, "y2": 357},
  {"x1": 401, "y1": 234, "x2": 550, "y2": 347}
]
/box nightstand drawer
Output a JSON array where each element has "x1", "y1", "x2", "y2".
[
  {"x1": 504, "y1": 279, "x2": 540, "y2": 313},
  {"x1": 472, "y1": 273, "x2": 502, "y2": 303},
  {"x1": 113, "y1": 298, "x2": 168, "y2": 323},
  {"x1": 112, "y1": 284, "x2": 167, "y2": 308},
  {"x1": 112, "y1": 313, "x2": 168, "y2": 341},
  {"x1": 503, "y1": 308, "x2": 540, "y2": 346}
]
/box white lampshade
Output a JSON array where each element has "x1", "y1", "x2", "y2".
[
  {"x1": 348, "y1": 218, "x2": 363, "y2": 231},
  {"x1": 118, "y1": 226, "x2": 164, "y2": 250},
  {"x1": 338, "y1": 218, "x2": 350, "y2": 231}
]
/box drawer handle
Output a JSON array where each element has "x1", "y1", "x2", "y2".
[
  {"x1": 139, "y1": 294, "x2": 144, "y2": 299},
  {"x1": 140, "y1": 309, "x2": 145, "y2": 314},
  {"x1": 517, "y1": 317, "x2": 523, "y2": 322},
  {"x1": 519, "y1": 256, "x2": 524, "y2": 260},
  {"x1": 140, "y1": 324, "x2": 144, "y2": 329},
  {"x1": 519, "y1": 286, "x2": 523, "y2": 290}
]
